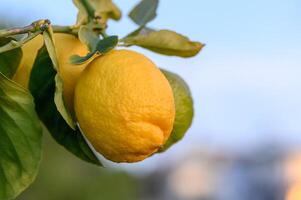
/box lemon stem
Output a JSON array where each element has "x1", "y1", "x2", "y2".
[
  {"x1": 52, "y1": 25, "x2": 78, "y2": 35},
  {"x1": 81, "y1": 0, "x2": 95, "y2": 20},
  {"x1": 100, "y1": 31, "x2": 109, "y2": 38}
]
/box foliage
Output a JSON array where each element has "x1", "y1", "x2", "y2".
[
  {"x1": 160, "y1": 69, "x2": 194, "y2": 151},
  {"x1": 0, "y1": 72, "x2": 42, "y2": 200},
  {"x1": 0, "y1": 38, "x2": 22, "y2": 78},
  {"x1": 29, "y1": 46, "x2": 101, "y2": 165},
  {"x1": 0, "y1": 0, "x2": 203, "y2": 199}
]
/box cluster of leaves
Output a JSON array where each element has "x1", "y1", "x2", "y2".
[
  {"x1": 0, "y1": 0, "x2": 202, "y2": 199},
  {"x1": 123, "y1": 0, "x2": 203, "y2": 57},
  {"x1": 72, "y1": 0, "x2": 204, "y2": 65},
  {"x1": 0, "y1": 38, "x2": 42, "y2": 200}
]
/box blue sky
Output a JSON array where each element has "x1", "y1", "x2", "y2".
[{"x1": 1, "y1": 0, "x2": 301, "y2": 155}]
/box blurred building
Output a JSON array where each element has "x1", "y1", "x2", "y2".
[
  {"x1": 137, "y1": 145, "x2": 287, "y2": 200},
  {"x1": 285, "y1": 152, "x2": 301, "y2": 200}
]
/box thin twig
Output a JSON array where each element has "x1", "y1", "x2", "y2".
[
  {"x1": 52, "y1": 25, "x2": 78, "y2": 35},
  {"x1": 0, "y1": 19, "x2": 50, "y2": 38},
  {"x1": 0, "y1": 19, "x2": 81, "y2": 38}
]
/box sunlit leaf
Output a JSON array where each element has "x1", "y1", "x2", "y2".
[
  {"x1": 123, "y1": 27, "x2": 154, "y2": 39},
  {"x1": 43, "y1": 27, "x2": 59, "y2": 70},
  {"x1": 73, "y1": 0, "x2": 90, "y2": 25},
  {"x1": 91, "y1": 0, "x2": 121, "y2": 21},
  {"x1": 0, "y1": 31, "x2": 42, "y2": 55},
  {"x1": 70, "y1": 35, "x2": 118, "y2": 64},
  {"x1": 0, "y1": 39, "x2": 20, "y2": 54},
  {"x1": 78, "y1": 25, "x2": 99, "y2": 51},
  {"x1": 70, "y1": 52, "x2": 96, "y2": 65},
  {"x1": 122, "y1": 29, "x2": 204, "y2": 57},
  {"x1": 29, "y1": 46, "x2": 101, "y2": 165},
  {"x1": 54, "y1": 74, "x2": 76, "y2": 130},
  {"x1": 43, "y1": 29, "x2": 76, "y2": 129},
  {"x1": 129, "y1": 0, "x2": 159, "y2": 26},
  {"x1": 0, "y1": 38, "x2": 22, "y2": 78},
  {"x1": 73, "y1": 0, "x2": 121, "y2": 25},
  {"x1": 0, "y1": 72, "x2": 42, "y2": 200}
]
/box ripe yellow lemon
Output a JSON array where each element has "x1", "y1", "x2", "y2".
[
  {"x1": 13, "y1": 35, "x2": 43, "y2": 88},
  {"x1": 13, "y1": 33, "x2": 88, "y2": 112},
  {"x1": 74, "y1": 50, "x2": 175, "y2": 163}
]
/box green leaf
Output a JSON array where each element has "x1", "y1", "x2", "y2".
[
  {"x1": 0, "y1": 38, "x2": 22, "y2": 78},
  {"x1": 70, "y1": 52, "x2": 96, "y2": 65},
  {"x1": 129, "y1": 0, "x2": 159, "y2": 26},
  {"x1": 0, "y1": 39, "x2": 20, "y2": 54},
  {"x1": 123, "y1": 27, "x2": 154, "y2": 38},
  {"x1": 70, "y1": 35, "x2": 118, "y2": 65},
  {"x1": 122, "y1": 29, "x2": 204, "y2": 57},
  {"x1": 43, "y1": 27, "x2": 59, "y2": 70},
  {"x1": 95, "y1": 35, "x2": 118, "y2": 54},
  {"x1": 0, "y1": 31, "x2": 42, "y2": 55},
  {"x1": 78, "y1": 25, "x2": 99, "y2": 51},
  {"x1": 43, "y1": 28, "x2": 76, "y2": 129},
  {"x1": 73, "y1": 0, "x2": 90, "y2": 25},
  {"x1": 29, "y1": 46, "x2": 101, "y2": 166},
  {"x1": 160, "y1": 69, "x2": 194, "y2": 151},
  {"x1": 91, "y1": 0, "x2": 121, "y2": 21},
  {"x1": 73, "y1": 0, "x2": 121, "y2": 25},
  {"x1": 54, "y1": 74, "x2": 76, "y2": 130},
  {"x1": 0, "y1": 72, "x2": 42, "y2": 200}
]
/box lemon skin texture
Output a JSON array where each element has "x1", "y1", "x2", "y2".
[
  {"x1": 74, "y1": 50, "x2": 175, "y2": 163},
  {"x1": 13, "y1": 33, "x2": 88, "y2": 112}
]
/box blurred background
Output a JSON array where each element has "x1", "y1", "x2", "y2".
[{"x1": 1, "y1": 0, "x2": 301, "y2": 199}]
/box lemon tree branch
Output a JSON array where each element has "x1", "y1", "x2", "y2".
[
  {"x1": 0, "y1": 19, "x2": 50, "y2": 38},
  {"x1": 0, "y1": 20, "x2": 79, "y2": 38}
]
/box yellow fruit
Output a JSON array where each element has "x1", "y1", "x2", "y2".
[
  {"x1": 74, "y1": 50, "x2": 175, "y2": 163},
  {"x1": 13, "y1": 33, "x2": 88, "y2": 112},
  {"x1": 13, "y1": 35, "x2": 43, "y2": 88}
]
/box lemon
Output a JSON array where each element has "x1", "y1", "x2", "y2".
[
  {"x1": 160, "y1": 69, "x2": 194, "y2": 151},
  {"x1": 13, "y1": 33, "x2": 88, "y2": 112},
  {"x1": 74, "y1": 50, "x2": 175, "y2": 163},
  {"x1": 13, "y1": 35, "x2": 43, "y2": 88}
]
